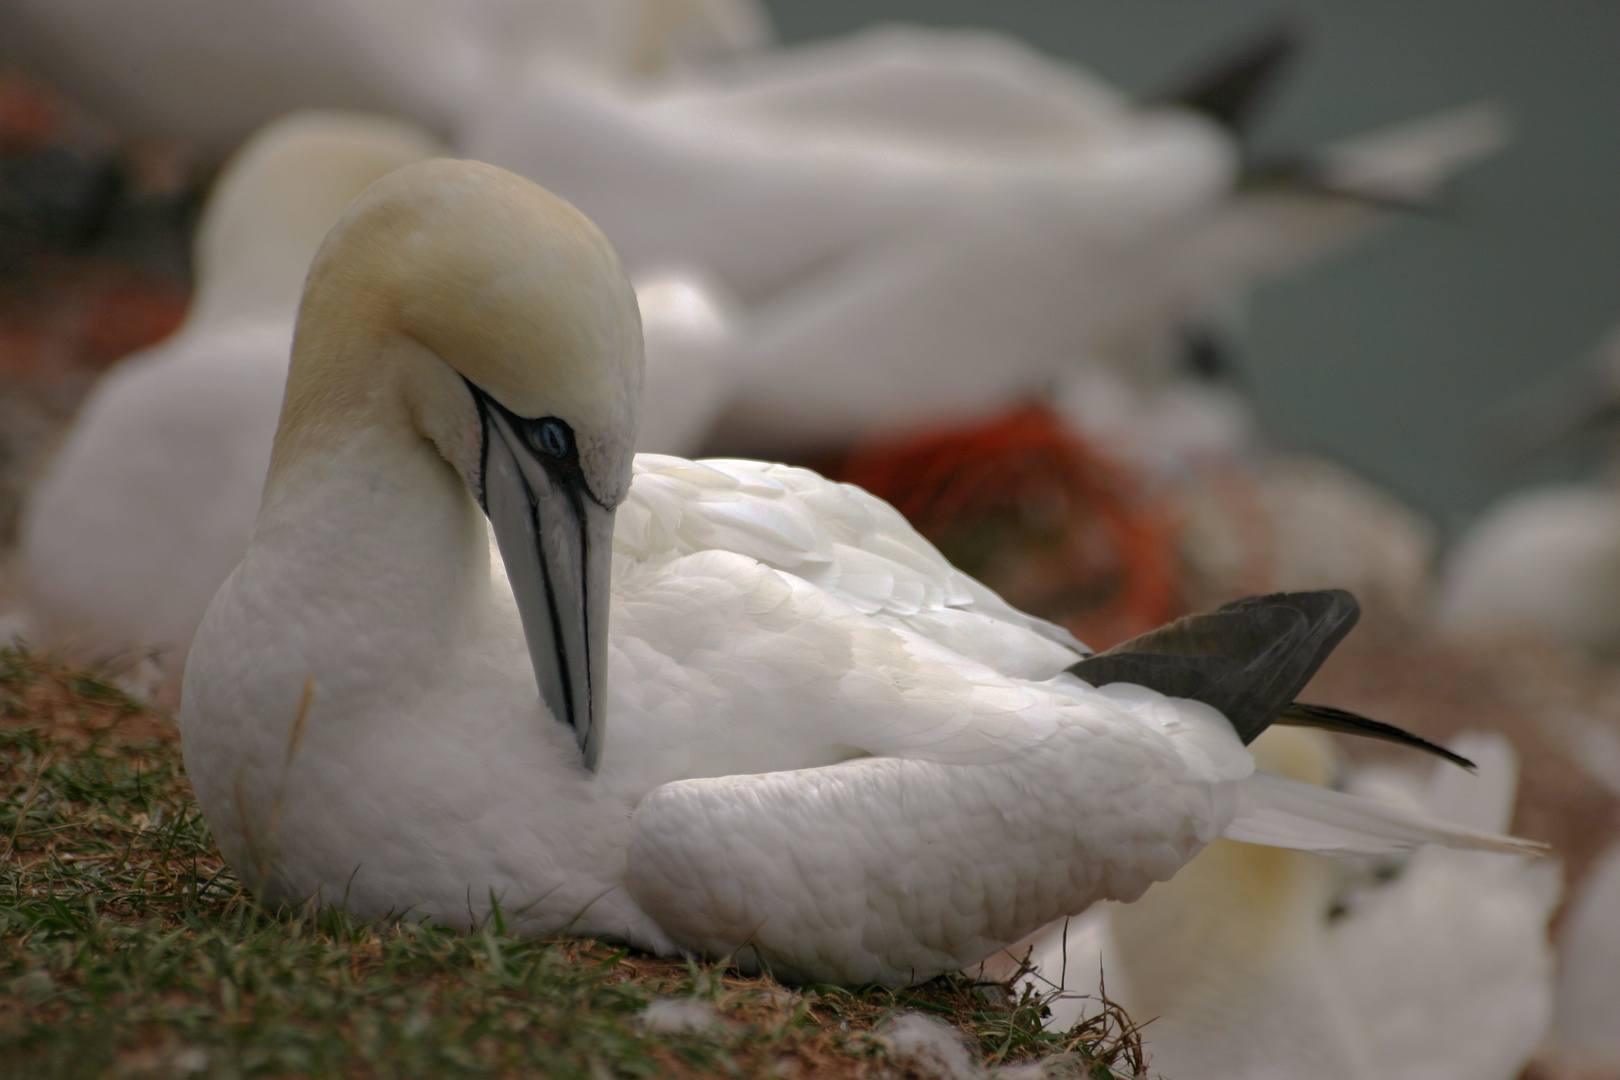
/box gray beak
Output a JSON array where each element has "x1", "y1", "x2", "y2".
[{"x1": 473, "y1": 387, "x2": 614, "y2": 771}]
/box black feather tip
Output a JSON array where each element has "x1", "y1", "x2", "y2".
[
  {"x1": 1154, "y1": 21, "x2": 1301, "y2": 135},
  {"x1": 1069, "y1": 590, "x2": 1359, "y2": 746},
  {"x1": 1278, "y1": 703, "x2": 1476, "y2": 771},
  {"x1": 1068, "y1": 590, "x2": 1470, "y2": 769}
]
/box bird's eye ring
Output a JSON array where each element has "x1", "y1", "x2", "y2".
[{"x1": 528, "y1": 418, "x2": 572, "y2": 459}]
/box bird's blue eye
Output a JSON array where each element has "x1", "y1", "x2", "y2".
[{"x1": 530, "y1": 419, "x2": 571, "y2": 459}]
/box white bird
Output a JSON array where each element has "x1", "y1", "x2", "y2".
[
  {"x1": 1439, "y1": 485, "x2": 1620, "y2": 653},
  {"x1": 0, "y1": 0, "x2": 770, "y2": 150},
  {"x1": 633, "y1": 264, "x2": 744, "y2": 456},
  {"x1": 179, "y1": 159, "x2": 1538, "y2": 986},
  {"x1": 998, "y1": 729, "x2": 1557, "y2": 1080},
  {"x1": 1438, "y1": 323, "x2": 1620, "y2": 655},
  {"x1": 1551, "y1": 838, "x2": 1620, "y2": 1068},
  {"x1": 18, "y1": 110, "x2": 442, "y2": 695},
  {"x1": 466, "y1": 24, "x2": 1507, "y2": 458},
  {"x1": 18, "y1": 115, "x2": 738, "y2": 698},
  {"x1": 466, "y1": 23, "x2": 1236, "y2": 454}
]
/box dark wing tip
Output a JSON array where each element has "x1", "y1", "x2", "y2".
[
  {"x1": 1280, "y1": 702, "x2": 1478, "y2": 771},
  {"x1": 1152, "y1": 21, "x2": 1303, "y2": 135},
  {"x1": 1073, "y1": 590, "x2": 1361, "y2": 746},
  {"x1": 1217, "y1": 588, "x2": 1358, "y2": 622}
]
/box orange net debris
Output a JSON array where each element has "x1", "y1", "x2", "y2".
[
  {"x1": 0, "y1": 71, "x2": 61, "y2": 154},
  {"x1": 0, "y1": 68, "x2": 193, "y2": 385},
  {"x1": 0, "y1": 264, "x2": 189, "y2": 382},
  {"x1": 832, "y1": 403, "x2": 1184, "y2": 650}
]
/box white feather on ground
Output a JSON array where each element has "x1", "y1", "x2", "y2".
[{"x1": 639, "y1": 996, "x2": 724, "y2": 1035}]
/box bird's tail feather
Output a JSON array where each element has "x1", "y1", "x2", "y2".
[{"x1": 1224, "y1": 771, "x2": 1546, "y2": 857}]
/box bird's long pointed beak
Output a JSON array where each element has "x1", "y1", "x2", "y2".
[{"x1": 477, "y1": 400, "x2": 613, "y2": 771}]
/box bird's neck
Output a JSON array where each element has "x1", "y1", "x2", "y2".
[
  {"x1": 264, "y1": 284, "x2": 429, "y2": 504},
  {"x1": 252, "y1": 313, "x2": 496, "y2": 672},
  {"x1": 247, "y1": 428, "x2": 499, "y2": 714}
]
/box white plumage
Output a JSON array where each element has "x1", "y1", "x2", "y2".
[
  {"x1": 1439, "y1": 485, "x2": 1620, "y2": 655},
  {"x1": 998, "y1": 730, "x2": 1557, "y2": 1080},
  {"x1": 179, "y1": 159, "x2": 1537, "y2": 986},
  {"x1": 467, "y1": 24, "x2": 1506, "y2": 456},
  {"x1": 0, "y1": 0, "x2": 770, "y2": 149}
]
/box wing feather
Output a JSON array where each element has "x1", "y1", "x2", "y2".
[{"x1": 618, "y1": 455, "x2": 1085, "y2": 676}]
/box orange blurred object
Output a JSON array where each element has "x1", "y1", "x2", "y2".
[
  {"x1": 0, "y1": 262, "x2": 189, "y2": 385},
  {"x1": 0, "y1": 67, "x2": 194, "y2": 387},
  {"x1": 0, "y1": 70, "x2": 61, "y2": 153},
  {"x1": 76, "y1": 272, "x2": 190, "y2": 370},
  {"x1": 833, "y1": 403, "x2": 1183, "y2": 650}
]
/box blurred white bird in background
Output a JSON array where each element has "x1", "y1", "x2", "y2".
[
  {"x1": 468, "y1": 22, "x2": 1236, "y2": 453},
  {"x1": 466, "y1": 23, "x2": 1508, "y2": 461},
  {"x1": 0, "y1": 0, "x2": 771, "y2": 151},
  {"x1": 1440, "y1": 322, "x2": 1620, "y2": 656},
  {"x1": 1056, "y1": 100, "x2": 1512, "y2": 462},
  {"x1": 990, "y1": 729, "x2": 1557, "y2": 1080},
  {"x1": 633, "y1": 263, "x2": 744, "y2": 456},
  {"x1": 16, "y1": 110, "x2": 443, "y2": 692}
]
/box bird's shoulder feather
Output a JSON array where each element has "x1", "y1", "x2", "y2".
[{"x1": 618, "y1": 455, "x2": 1087, "y2": 678}]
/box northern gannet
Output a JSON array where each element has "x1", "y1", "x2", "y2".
[
  {"x1": 180, "y1": 159, "x2": 1538, "y2": 985},
  {"x1": 467, "y1": 24, "x2": 1506, "y2": 458},
  {"x1": 1439, "y1": 323, "x2": 1620, "y2": 655},
  {"x1": 994, "y1": 729, "x2": 1556, "y2": 1080},
  {"x1": 19, "y1": 115, "x2": 737, "y2": 698}
]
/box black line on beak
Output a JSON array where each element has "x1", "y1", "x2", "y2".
[{"x1": 466, "y1": 377, "x2": 602, "y2": 750}]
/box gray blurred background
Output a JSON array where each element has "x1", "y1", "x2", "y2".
[{"x1": 765, "y1": 0, "x2": 1620, "y2": 533}]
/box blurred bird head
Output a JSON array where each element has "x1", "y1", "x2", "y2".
[{"x1": 190, "y1": 109, "x2": 442, "y2": 328}]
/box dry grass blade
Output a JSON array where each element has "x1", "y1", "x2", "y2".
[{"x1": 253, "y1": 673, "x2": 315, "y2": 882}]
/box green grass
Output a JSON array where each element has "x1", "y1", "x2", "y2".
[{"x1": 0, "y1": 647, "x2": 1146, "y2": 1079}]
